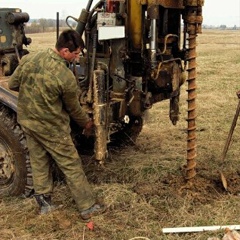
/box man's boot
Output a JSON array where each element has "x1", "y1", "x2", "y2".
[
  {"x1": 80, "y1": 203, "x2": 107, "y2": 220},
  {"x1": 34, "y1": 194, "x2": 59, "y2": 214}
]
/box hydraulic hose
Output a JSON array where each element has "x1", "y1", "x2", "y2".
[{"x1": 75, "y1": 0, "x2": 94, "y2": 36}]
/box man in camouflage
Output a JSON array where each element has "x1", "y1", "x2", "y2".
[{"x1": 8, "y1": 29, "x2": 106, "y2": 219}]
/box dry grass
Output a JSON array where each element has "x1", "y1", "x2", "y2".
[{"x1": 1, "y1": 29, "x2": 240, "y2": 240}]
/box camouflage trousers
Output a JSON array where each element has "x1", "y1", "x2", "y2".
[{"x1": 23, "y1": 127, "x2": 95, "y2": 211}]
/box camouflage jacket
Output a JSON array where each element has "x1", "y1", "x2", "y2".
[{"x1": 8, "y1": 48, "x2": 89, "y2": 135}]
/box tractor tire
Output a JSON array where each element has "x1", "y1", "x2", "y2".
[{"x1": 0, "y1": 105, "x2": 33, "y2": 197}]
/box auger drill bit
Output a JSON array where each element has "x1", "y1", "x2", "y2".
[{"x1": 183, "y1": 1, "x2": 204, "y2": 180}]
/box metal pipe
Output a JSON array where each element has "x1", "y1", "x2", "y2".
[
  {"x1": 56, "y1": 12, "x2": 59, "y2": 41},
  {"x1": 86, "y1": 0, "x2": 94, "y2": 11},
  {"x1": 6, "y1": 12, "x2": 29, "y2": 24},
  {"x1": 93, "y1": 69, "x2": 108, "y2": 162},
  {"x1": 76, "y1": 0, "x2": 104, "y2": 37},
  {"x1": 150, "y1": 19, "x2": 157, "y2": 50},
  {"x1": 148, "y1": 4, "x2": 159, "y2": 69},
  {"x1": 128, "y1": 0, "x2": 142, "y2": 49},
  {"x1": 163, "y1": 225, "x2": 240, "y2": 234},
  {"x1": 78, "y1": 1, "x2": 104, "y2": 85},
  {"x1": 75, "y1": 0, "x2": 94, "y2": 36},
  {"x1": 150, "y1": 19, "x2": 157, "y2": 69},
  {"x1": 86, "y1": 33, "x2": 97, "y2": 103}
]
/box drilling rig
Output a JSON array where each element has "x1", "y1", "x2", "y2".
[{"x1": 0, "y1": 0, "x2": 204, "y2": 196}]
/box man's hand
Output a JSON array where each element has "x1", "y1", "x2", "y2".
[
  {"x1": 83, "y1": 119, "x2": 94, "y2": 137},
  {"x1": 236, "y1": 90, "x2": 240, "y2": 99}
]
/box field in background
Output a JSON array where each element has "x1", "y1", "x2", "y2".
[{"x1": 1, "y1": 29, "x2": 240, "y2": 240}]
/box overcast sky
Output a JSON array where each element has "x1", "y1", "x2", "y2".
[{"x1": 1, "y1": 0, "x2": 240, "y2": 27}]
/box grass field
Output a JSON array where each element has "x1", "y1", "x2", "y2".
[{"x1": 1, "y1": 29, "x2": 240, "y2": 240}]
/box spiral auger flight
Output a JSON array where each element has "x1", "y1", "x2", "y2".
[{"x1": 183, "y1": 0, "x2": 204, "y2": 180}]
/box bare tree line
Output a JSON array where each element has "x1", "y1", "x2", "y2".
[
  {"x1": 25, "y1": 18, "x2": 239, "y2": 34},
  {"x1": 25, "y1": 18, "x2": 77, "y2": 33}
]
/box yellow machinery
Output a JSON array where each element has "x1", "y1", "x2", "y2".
[{"x1": 0, "y1": 0, "x2": 204, "y2": 196}]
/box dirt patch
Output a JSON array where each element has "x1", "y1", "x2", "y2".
[{"x1": 133, "y1": 170, "x2": 240, "y2": 205}]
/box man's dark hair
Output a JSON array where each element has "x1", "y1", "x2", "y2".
[{"x1": 55, "y1": 29, "x2": 84, "y2": 52}]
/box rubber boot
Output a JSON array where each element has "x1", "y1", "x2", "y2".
[
  {"x1": 80, "y1": 203, "x2": 107, "y2": 220},
  {"x1": 34, "y1": 194, "x2": 59, "y2": 214}
]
